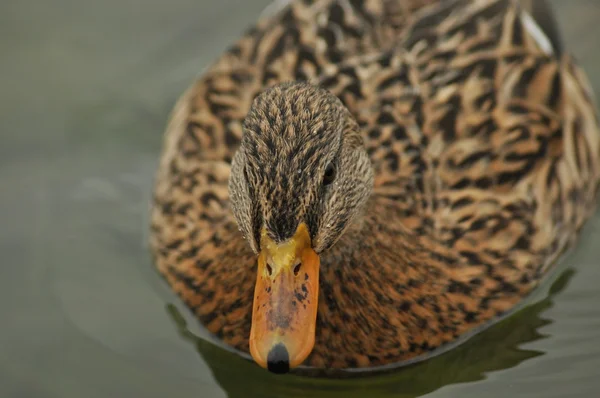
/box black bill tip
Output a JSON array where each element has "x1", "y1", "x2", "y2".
[{"x1": 266, "y1": 343, "x2": 290, "y2": 374}]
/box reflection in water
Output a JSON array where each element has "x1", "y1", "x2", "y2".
[{"x1": 165, "y1": 269, "x2": 575, "y2": 398}]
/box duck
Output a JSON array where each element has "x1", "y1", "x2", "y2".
[{"x1": 150, "y1": 0, "x2": 600, "y2": 374}]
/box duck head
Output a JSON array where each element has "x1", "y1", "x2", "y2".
[{"x1": 228, "y1": 82, "x2": 374, "y2": 373}]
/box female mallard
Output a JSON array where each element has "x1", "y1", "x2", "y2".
[{"x1": 150, "y1": 0, "x2": 600, "y2": 373}]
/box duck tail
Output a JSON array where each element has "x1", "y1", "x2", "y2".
[{"x1": 519, "y1": 0, "x2": 564, "y2": 56}]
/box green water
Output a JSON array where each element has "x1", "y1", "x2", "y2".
[{"x1": 2, "y1": 1, "x2": 600, "y2": 397}]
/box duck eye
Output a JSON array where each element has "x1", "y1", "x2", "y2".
[{"x1": 323, "y1": 163, "x2": 336, "y2": 186}]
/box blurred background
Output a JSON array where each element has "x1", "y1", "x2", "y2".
[{"x1": 1, "y1": 1, "x2": 600, "y2": 397}]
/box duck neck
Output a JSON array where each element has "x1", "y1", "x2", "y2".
[{"x1": 317, "y1": 192, "x2": 459, "y2": 315}]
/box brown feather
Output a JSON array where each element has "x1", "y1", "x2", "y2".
[{"x1": 150, "y1": 0, "x2": 600, "y2": 369}]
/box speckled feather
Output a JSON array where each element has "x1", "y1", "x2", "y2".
[{"x1": 150, "y1": 0, "x2": 600, "y2": 369}]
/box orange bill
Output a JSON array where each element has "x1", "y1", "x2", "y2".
[{"x1": 249, "y1": 223, "x2": 320, "y2": 373}]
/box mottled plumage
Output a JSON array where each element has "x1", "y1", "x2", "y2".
[{"x1": 150, "y1": 0, "x2": 600, "y2": 370}]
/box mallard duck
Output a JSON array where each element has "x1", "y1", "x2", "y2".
[{"x1": 150, "y1": 0, "x2": 600, "y2": 374}]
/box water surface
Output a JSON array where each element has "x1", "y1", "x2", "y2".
[{"x1": 1, "y1": 1, "x2": 600, "y2": 397}]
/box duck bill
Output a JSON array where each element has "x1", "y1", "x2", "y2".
[{"x1": 249, "y1": 223, "x2": 320, "y2": 374}]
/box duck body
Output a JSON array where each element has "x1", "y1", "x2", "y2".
[{"x1": 151, "y1": 0, "x2": 600, "y2": 371}]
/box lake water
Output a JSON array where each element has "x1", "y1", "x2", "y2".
[{"x1": 2, "y1": 1, "x2": 600, "y2": 397}]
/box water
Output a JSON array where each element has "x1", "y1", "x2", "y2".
[{"x1": 1, "y1": 1, "x2": 600, "y2": 397}]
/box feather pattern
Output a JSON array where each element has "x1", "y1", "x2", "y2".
[{"x1": 151, "y1": 0, "x2": 600, "y2": 369}]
